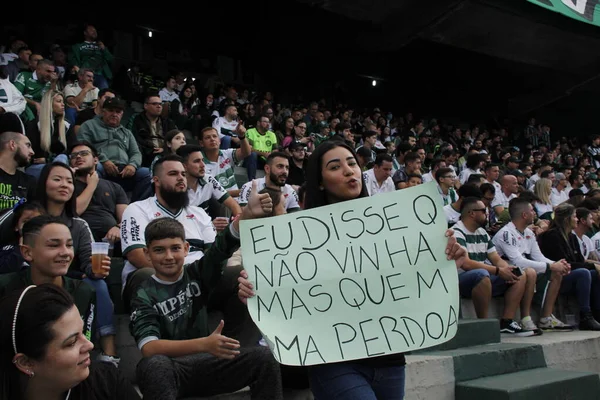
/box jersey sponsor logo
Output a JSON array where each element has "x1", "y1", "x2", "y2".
[
  {"x1": 85, "y1": 304, "x2": 95, "y2": 341},
  {"x1": 219, "y1": 158, "x2": 231, "y2": 169},
  {"x1": 130, "y1": 217, "x2": 141, "y2": 242},
  {"x1": 154, "y1": 212, "x2": 162, "y2": 218},
  {"x1": 186, "y1": 214, "x2": 195, "y2": 220},
  {"x1": 153, "y1": 282, "x2": 202, "y2": 321}
]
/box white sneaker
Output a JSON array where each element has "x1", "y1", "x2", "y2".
[
  {"x1": 539, "y1": 314, "x2": 575, "y2": 331},
  {"x1": 97, "y1": 353, "x2": 120, "y2": 368},
  {"x1": 521, "y1": 316, "x2": 543, "y2": 336}
]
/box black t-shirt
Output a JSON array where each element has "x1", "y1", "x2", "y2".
[
  {"x1": 74, "y1": 178, "x2": 128, "y2": 241},
  {"x1": 287, "y1": 160, "x2": 307, "y2": 187},
  {"x1": 0, "y1": 167, "x2": 36, "y2": 244},
  {"x1": 0, "y1": 167, "x2": 36, "y2": 212},
  {"x1": 74, "y1": 108, "x2": 98, "y2": 128},
  {"x1": 69, "y1": 361, "x2": 141, "y2": 400}
]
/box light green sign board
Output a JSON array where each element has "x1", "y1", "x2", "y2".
[
  {"x1": 528, "y1": 0, "x2": 600, "y2": 27},
  {"x1": 240, "y1": 182, "x2": 459, "y2": 366}
]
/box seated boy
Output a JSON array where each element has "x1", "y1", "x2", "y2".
[{"x1": 129, "y1": 181, "x2": 283, "y2": 400}]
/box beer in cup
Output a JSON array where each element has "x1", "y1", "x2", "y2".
[{"x1": 91, "y1": 242, "x2": 110, "y2": 276}]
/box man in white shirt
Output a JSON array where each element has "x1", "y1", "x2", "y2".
[
  {"x1": 363, "y1": 154, "x2": 395, "y2": 196},
  {"x1": 212, "y1": 102, "x2": 240, "y2": 149},
  {"x1": 120, "y1": 155, "x2": 216, "y2": 309},
  {"x1": 64, "y1": 68, "x2": 99, "y2": 123},
  {"x1": 493, "y1": 197, "x2": 573, "y2": 331},
  {"x1": 158, "y1": 76, "x2": 179, "y2": 103},
  {"x1": 177, "y1": 145, "x2": 242, "y2": 225},
  {"x1": 238, "y1": 152, "x2": 301, "y2": 212},
  {"x1": 493, "y1": 174, "x2": 519, "y2": 215},
  {"x1": 528, "y1": 163, "x2": 552, "y2": 190},
  {"x1": 444, "y1": 183, "x2": 481, "y2": 227},
  {"x1": 550, "y1": 173, "x2": 569, "y2": 207},
  {"x1": 484, "y1": 164, "x2": 502, "y2": 193},
  {"x1": 423, "y1": 158, "x2": 446, "y2": 184},
  {"x1": 436, "y1": 167, "x2": 459, "y2": 206}
]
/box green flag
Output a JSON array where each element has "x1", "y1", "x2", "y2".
[{"x1": 528, "y1": 0, "x2": 600, "y2": 27}]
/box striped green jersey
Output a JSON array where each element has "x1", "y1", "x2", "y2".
[{"x1": 452, "y1": 220, "x2": 495, "y2": 273}]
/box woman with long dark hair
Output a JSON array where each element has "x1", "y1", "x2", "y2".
[
  {"x1": 239, "y1": 141, "x2": 466, "y2": 399},
  {"x1": 0, "y1": 284, "x2": 139, "y2": 400},
  {"x1": 539, "y1": 203, "x2": 600, "y2": 330},
  {"x1": 36, "y1": 162, "x2": 120, "y2": 366},
  {"x1": 170, "y1": 85, "x2": 197, "y2": 131}
]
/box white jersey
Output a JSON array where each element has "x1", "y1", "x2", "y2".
[
  {"x1": 202, "y1": 149, "x2": 238, "y2": 191},
  {"x1": 573, "y1": 231, "x2": 594, "y2": 259},
  {"x1": 212, "y1": 117, "x2": 239, "y2": 139},
  {"x1": 550, "y1": 187, "x2": 569, "y2": 207},
  {"x1": 158, "y1": 88, "x2": 179, "y2": 103},
  {"x1": 363, "y1": 169, "x2": 395, "y2": 196},
  {"x1": 238, "y1": 177, "x2": 300, "y2": 211},
  {"x1": 444, "y1": 204, "x2": 461, "y2": 226},
  {"x1": 187, "y1": 174, "x2": 229, "y2": 211},
  {"x1": 492, "y1": 190, "x2": 516, "y2": 209},
  {"x1": 459, "y1": 168, "x2": 480, "y2": 185},
  {"x1": 492, "y1": 222, "x2": 553, "y2": 274},
  {"x1": 120, "y1": 196, "x2": 217, "y2": 286},
  {"x1": 422, "y1": 171, "x2": 434, "y2": 183},
  {"x1": 64, "y1": 82, "x2": 99, "y2": 109}
]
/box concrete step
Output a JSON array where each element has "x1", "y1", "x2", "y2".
[
  {"x1": 414, "y1": 319, "x2": 500, "y2": 353},
  {"x1": 424, "y1": 342, "x2": 546, "y2": 382},
  {"x1": 455, "y1": 367, "x2": 600, "y2": 400},
  {"x1": 404, "y1": 330, "x2": 600, "y2": 400}
]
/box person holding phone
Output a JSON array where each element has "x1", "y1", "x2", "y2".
[{"x1": 452, "y1": 197, "x2": 539, "y2": 336}]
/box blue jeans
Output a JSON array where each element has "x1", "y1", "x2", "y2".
[
  {"x1": 459, "y1": 269, "x2": 508, "y2": 298},
  {"x1": 560, "y1": 268, "x2": 600, "y2": 313},
  {"x1": 220, "y1": 135, "x2": 232, "y2": 149},
  {"x1": 309, "y1": 363, "x2": 405, "y2": 400},
  {"x1": 65, "y1": 107, "x2": 78, "y2": 125},
  {"x1": 96, "y1": 164, "x2": 151, "y2": 202},
  {"x1": 83, "y1": 278, "x2": 116, "y2": 337},
  {"x1": 25, "y1": 154, "x2": 69, "y2": 179},
  {"x1": 94, "y1": 74, "x2": 109, "y2": 90},
  {"x1": 243, "y1": 151, "x2": 266, "y2": 181}
]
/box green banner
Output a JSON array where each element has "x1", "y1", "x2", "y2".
[{"x1": 528, "y1": 0, "x2": 600, "y2": 27}]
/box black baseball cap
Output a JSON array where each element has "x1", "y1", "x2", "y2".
[
  {"x1": 103, "y1": 97, "x2": 126, "y2": 110},
  {"x1": 288, "y1": 141, "x2": 306, "y2": 151}
]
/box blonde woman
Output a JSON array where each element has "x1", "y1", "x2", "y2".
[
  {"x1": 534, "y1": 178, "x2": 553, "y2": 220},
  {"x1": 25, "y1": 90, "x2": 75, "y2": 178}
]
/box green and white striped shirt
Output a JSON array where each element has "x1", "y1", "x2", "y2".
[{"x1": 453, "y1": 220, "x2": 495, "y2": 273}]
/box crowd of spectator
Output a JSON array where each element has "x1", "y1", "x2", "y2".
[{"x1": 1, "y1": 24, "x2": 600, "y2": 400}]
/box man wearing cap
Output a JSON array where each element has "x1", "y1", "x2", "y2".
[
  {"x1": 286, "y1": 141, "x2": 307, "y2": 189},
  {"x1": 244, "y1": 114, "x2": 277, "y2": 181},
  {"x1": 504, "y1": 157, "x2": 520, "y2": 174},
  {"x1": 78, "y1": 97, "x2": 150, "y2": 201},
  {"x1": 550, "y1": 173, "x2": 569, "y2": 207}
]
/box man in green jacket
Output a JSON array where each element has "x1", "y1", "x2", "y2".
[
  {"x1": 70, "y1": 24, "x2": 113, "y2": 90},
  {"x1": 78, "y1": 97, "x2": 150, "y2": 201}
]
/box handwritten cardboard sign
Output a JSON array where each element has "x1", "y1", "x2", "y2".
[{"x1": 240, "y1": 182, "x2": 459, "y2": 366}]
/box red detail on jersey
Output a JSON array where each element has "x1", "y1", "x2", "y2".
[
  {"x1": 186, "y1": 214, "x2": 195, "y2": 219},
  {"x1": 154, "y1": 212, "x2": 162, "y2": 218}
]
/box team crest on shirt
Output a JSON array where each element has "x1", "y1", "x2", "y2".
[
  {"x1": 219, "y1": 176, "x2": 229, "y2": 187},
  {"x1": 266, "y1": 140, "x2": 272, "y2": 147}
]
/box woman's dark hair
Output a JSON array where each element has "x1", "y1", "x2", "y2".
[
  {"x1": 163, "y1": 129, "x2": 184, "y2": 154},
  {"x1": 304, "y1": 141, "x2": 368, "y2": 210},
  {"x1": 37, "y1": 162, "x2": 77, "y2": 218},
  {"x1": 12, "y1": 201, "x2": 47, "y2": 233},
  {"x1": 178, "y1": 84, "x2": 197, "y2": 108},
  {"x1": 0, "y1": 284, "x2": 74, "y2": 400}
]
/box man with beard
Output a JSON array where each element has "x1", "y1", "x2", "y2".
[
  {"x1": 70, "y1": 141, "x2": 129, "y2": 243},
  {"x1": 120, "y1": 155, "x2": 217, "y2": 311},
  {"x1": 0, "y1": 131, "x2": 35, "y2": 243},
  {"x1": 176, "y1": 144, "x2": 241, "y2": 223},
  {"x1": 238, "y1": 152, "x2": 300, "y2": 212}
]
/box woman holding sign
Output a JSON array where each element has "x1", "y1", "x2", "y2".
[{"x1": 239, "y1": 141, "x2": 467, "y2": 399}]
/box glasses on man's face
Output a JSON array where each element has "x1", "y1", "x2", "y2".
[
  {"x1": 146, "y1": 102, "x2": 162, "y2": 106},
  {"x1": 442, "y1": 175, "x2": 456, "y2": 179},
  {"x1": 69, "y1": 150, "x2": 91, "y2": 159},
  {"x1": 483, "y1": 196, "x2": 495, "y2": 202}
]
